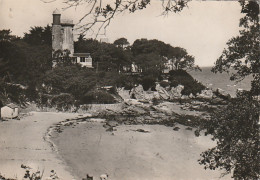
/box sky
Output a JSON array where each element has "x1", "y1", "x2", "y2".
[{"x1": 0, "y1": 0, "x2": 243, "y2": 67}]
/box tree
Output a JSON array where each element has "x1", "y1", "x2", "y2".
[
  {"x1": 113, "y1": 37, "x2": 130, "y2": 49},
  {"x1": 199, "y1": 1, "x2": 260, "y2": 179},
  {"x1": 198, "y1": 93, "x2": 259, "y2": 180},
  {"x1": 212, "y1": 1, "x2": 259, "y2": 93},
  {"x1": 24, "y1": 25, "x2": 52, "y2": 46},
  {"x1": 48, "y1": 0, "x2": 189, "y2": 36},
  {"x1": 133, "y1": 52, "x2": 165, "y2": 75},
  {"x1": 167, "y1": 46, "x2": 201, "y2": 71},
  {"x1": 131, "y1": 38, "x2": 199, "y2": 73},
  {"x1": 75, "y1": 38, "x2": 132, "y2": 72},
  {"x1": 0, "y1": 29, "x2": 19, "y2": 42}
]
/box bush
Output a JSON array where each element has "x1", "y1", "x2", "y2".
[
  {"x1": 140, "y1": 75, "x2": 156, "y2": 91},
  {"x1": 82, "y1": 90, "x2": 116, "y2": 104},
  {"x1": 159, "y1": 81, "x2": 170, "y2": 88},
  {"x1": 116, "y1": 74, "x2": 136, "y2": 90},
  {"x1": 168, "y1": 69, "x2": 205, "y2": 96},
  {"x1": 51, "y1": 93, "x2": 75, "y2": 111}
]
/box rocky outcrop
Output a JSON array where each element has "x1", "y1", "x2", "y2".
[
  {"x1": 117, "y1": 87, "x2": 131, "y2": 99},
  {"x1": 118, "y1": 84, "x2": 231, "y2": 103},
  {"x1": 130, "y1": 85, "x2": 144, "y2": 100},
  {"x1": 169, "y1": 85, "x2": 184, "y2": 99},
  {"x1": 155, "y1": 84, "x2": 170, "y2": 100},
  {"x1": 215, "y1": 88, "x2": 231, "y2": 100},
  {"x1": 197, "y1": 89, "x2": 214, "y2": 99}
]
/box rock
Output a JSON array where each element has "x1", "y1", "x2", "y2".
[
  {"x1": 181, "y1": 95, "x2": 189, "y2": 99},
  {"x1": 189, "y1": 93, "x2": 194, "y2": 98},
  {"x1": 173, "y1": 127, "x2": 180, "y2": 131},
  {"x1": 155, "y1": 84, "x2": 170, "y2": 100},
  {"x1": 143, "y1": 91, "x2": 154, "y2": 101},
  {"x1": 130, "y1": 85, "x2": 144, "y2": 100},
  {"x1": 117, "y1": 87, "x2": 131, "y2": 99},
  {"x1": 153, "y1": 91, "x2": 161, "y2": 99},
  {"x1": 215, "y1": 88, "x2": 231, "y2": 100},
  {"x1": 211, "y1": 97, "x2": 227, "y2": 105},
  {"x1": 124, "y1": 99, "x2": 143, "y2": 105},
  {"x1": 197, "y1": 89, "x2": 214, "y2": 99},
  {"x1": 169, "y1": 85, "x2": 184, "y2": 99}
]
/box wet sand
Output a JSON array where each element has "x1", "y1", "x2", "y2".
[
  {"x1": 52, "y1": 120, "x2": 232, "y2": 180},
  {"x1": 0, "y1": 112, "x2": 78, "y2": 180}
]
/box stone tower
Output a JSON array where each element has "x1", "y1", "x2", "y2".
[{"x1": 52, "y1": 9, "x2": 74, "y2": 56}]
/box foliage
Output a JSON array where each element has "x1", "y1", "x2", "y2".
[
  {"x1": 23, "y1": 25, "x2": 52, "y2": 46},
  {"x1": 0, "y1": 29, "x2": 19, "y2": 42},
  {"x1": 116, "y1": 74, "x2": 136, "y2": 90},
  {"x1": 82, "y1": 90, "x2": 116, "y2": 104},
  {"x1": 212, "y1": 1, "x2": 259, "y2": 92},
  {"x1": 113, "y1": 37, "x2": 130, "y2": 49},
  {"x1": 0, "y1": 29, "x2": 52, "y2": 101},
  {"x1": 57, "y1": 0, "x2": 189, "y2": 36},
  {"x1": 50, "y1": 93, "x2": 75, "y2": 111},
  {"x1": 131, "y1": 39, "x2": 199, "y2": 73},
  {"x1": 75, "y1": 38, "x2": 132, "y2": 72},
  {"x1": 134, "y1": 52, "x2": 165, "y2": 75},
  {"x1": 52, "y1": 49, "x2": 74, "y2": 66},
  {"x1": 167, "y1": 46, "x2": 201, "y2": 71},
  {"x1": 131, "y1": 38, "x2": 170, "y2": 57},
  {"x1": 198, "y1": 93, "x2": 260, "y2": 179},
  {"x1": 203, "y1": 2, "x2": 260, "y2": 179},
  {"x1": 159, "y1": 81, "x2": 170, "y2": 88},
  {"x1": 168, "y1": 69, "x2": 205, "y2": 95},
  {"x1": 42, "y1": 65, "x2": 96, "y2": 99},
  {"x1": 140, "y1": 75, "x2": 157, "y2": 91}
]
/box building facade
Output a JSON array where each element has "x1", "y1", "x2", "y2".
[{"x1": 52, "y1": 9, "x2": 92, "y2": 67}]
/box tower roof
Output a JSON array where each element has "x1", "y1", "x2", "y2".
[{"x1": 53, "y1": 8, "x2": 61, "y2": 15}]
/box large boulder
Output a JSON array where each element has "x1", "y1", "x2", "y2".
[
  {"x1": 215, "y1": 88, "x2": 231, "y2": 100},
  {"x1": 197, "y1": 89, "x2": 214, "y2": 99},
  {"x1": 169, "y1": 85, "x2": 184, "y2": 99},
  {"x1": 117, "y1": 87, "x2": 131, "y2": 100},
  {"x1": 130, "y1": 85, "x2": 144, "y2": 100},
  {"x1": 143, "y1": 91, "x2": 155, "y2": 101},
  {"x1": 155, "y1": 84, "x2": 170, "y2": 100}
]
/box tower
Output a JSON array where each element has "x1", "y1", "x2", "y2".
[
  {"x1": 52, "y1": 9, "x2": 74, "y2": 56},
  {"x1": 52, "y1": 9, "x2": 62, "y2": 54},
  {"x1": 61, "y1": 19, "x2": 74, "y2": 55}
]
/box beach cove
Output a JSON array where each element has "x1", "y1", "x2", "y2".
[
  {"x1": 0, "y1": 111, "x2": 232, "y2": 180},
  {"x1": 0, "y1": 112, "x2": 78, "y2": 180}
]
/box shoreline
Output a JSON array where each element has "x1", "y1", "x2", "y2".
[
  {"x1": 0, "y1": 112, "x2": 79, "y2": 180},
  {"x1": 50, "y1": 114, "x2": 232, "y2": 180},
  {"x1": 0, "y1": 99, "x2": 231, "y2": 180}
]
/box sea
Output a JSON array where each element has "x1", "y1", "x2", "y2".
[{"x1": 189, "y1": 67, "x2": 252, "y2": 97}]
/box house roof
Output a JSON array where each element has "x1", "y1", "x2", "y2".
[
  {"x1": 5, "y1": 103, "x2": 19, "y2": 109},
  {"x1": 73, "y1": 53, "x2": 91, "y2": 57}
]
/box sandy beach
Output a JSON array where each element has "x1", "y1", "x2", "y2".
[
  {"x1": 0, "y1": 112, "x2": 78, "y2": 180},
  {"x1": 51, "y1": 120, "x2": 232, "y2": 180},
  {"x1": 0, "y1": 112, "x2": 232, "y2": 180}
]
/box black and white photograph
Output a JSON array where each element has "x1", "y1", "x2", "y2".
[{"x1": 0, "y1": 0, "x2": 259, "y2": 179}]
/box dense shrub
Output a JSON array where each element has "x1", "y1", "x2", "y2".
[
  {"x1": 168, "y1": 69, "x2": 205, "y2": 96},
  {"x1": 116, "y1": 74, "x2": 136, "y2": 90},
  {"x1": 159, "y1": 81, "x2": 170, "y2": 88},
  {"x1": 82, "y1": 90, "x2": 116, "y2": 104},
  {"x1": 140, "y1": 75, "x2": 156, "y2": 91},
  {"x1": 51, "y1": 93, "x2": 75, "y2": 111}
]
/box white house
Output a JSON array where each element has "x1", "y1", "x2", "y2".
[
  {"x1": 72, "y1": 53, "x2": 93, "y2": 68},
  {"x1": 1, "y1": 103, "x2": 19, "y2": 119}
]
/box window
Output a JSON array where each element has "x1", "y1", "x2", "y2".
[{"x1": 80, "y1": 57, "x2": 85, "y2": 62}]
